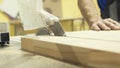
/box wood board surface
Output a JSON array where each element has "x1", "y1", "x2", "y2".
[
  {"x1": 67, "y1": 30, "x2": 120, "y2": 42},
  {"x1": 21, "y1": 30, "x2": 120, "y2": 68}
]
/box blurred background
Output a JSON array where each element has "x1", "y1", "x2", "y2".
[{"x1": 0, "y1": 0, "x2": 100, "y2": 36}]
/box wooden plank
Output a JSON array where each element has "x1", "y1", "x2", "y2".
[
  {"x1": 21, "y1": 31, "x2": 120, "y2": 68},
  {"x1": 67, "y1": 30, "x2": 120, "y2": 42}
]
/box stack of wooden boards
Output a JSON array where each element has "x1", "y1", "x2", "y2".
[{"x1": 21, "y1": 30, "x2": 120, "y2": 68}]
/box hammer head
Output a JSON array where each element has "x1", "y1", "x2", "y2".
[
  {"x1": 36, "y1": 22, "x2": 66, "y2": 36},
  {"x1": 36, "y1": 10, "x2": 66, "y2": 36},
  {"x1": 49, "y1": 21, "x2": 66, "y2": 36}
]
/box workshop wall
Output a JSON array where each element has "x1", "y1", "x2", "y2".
[
  {"x1": 60, "y1": 0, "x2": 83, "y2": 31},
  {"x1": 43, "y1": 0, "x2": 82, "y2": 18}
]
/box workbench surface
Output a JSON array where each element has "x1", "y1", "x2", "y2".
[{"x1": 0, "y1": 36, "x2": 82, "y2": 68}]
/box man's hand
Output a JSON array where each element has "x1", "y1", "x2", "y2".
[{"x1": 90, "y1": 18, "x2": 120, "y2": 31}]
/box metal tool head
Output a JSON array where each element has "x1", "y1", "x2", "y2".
[
  {"x1": 36, "y1": 10, "x2": 66, "y2": 36},
  {"x1": 36, "y1": 22, "x2": 66, "y2": 36},
  {"x1": 49, "y1": 21, "x2": 66, "y2": 36}
]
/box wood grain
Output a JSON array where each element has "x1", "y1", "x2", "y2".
[
  {"x1": 21, "y1": 31, "x2": 120, "y2": 68},
  {"x1": 67, "y1": 30, "x2": 120, "y2": 42}
]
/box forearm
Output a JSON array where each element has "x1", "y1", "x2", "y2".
[{"x1": 78, "y1": 0, "x2": 102, "y2": 25}]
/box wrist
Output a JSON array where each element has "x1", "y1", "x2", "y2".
[{"x1": 88, "y1": 17, "x2": 102, "y2": 26}]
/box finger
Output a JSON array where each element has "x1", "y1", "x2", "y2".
[
  {"x1": 98, "y1": 22, "x2": 111, "y2": 30},
  {"x1": 112, "y1": 25, "x2": 120, "y2": 30},
  {"x1": 103, "y1": 19, "x2": 117, "y2": 30},
  {"x1": 107, "y1": 18, "x2": 120, "y2": 25},
  {"x1": 90, "y1": 24, "x2": 101, "y2": 31},
  {"x1": 105, "y1": 19, "x2": 120, "y2": 30}
]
